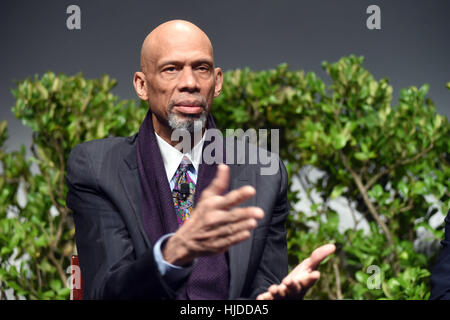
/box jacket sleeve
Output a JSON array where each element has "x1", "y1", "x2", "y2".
[
  {"x1": 66, "y1": 142, "x2": 180, "y2": 300},
  {"x1": 246, "y1": 156, "x2": 289, "y2": 299},
  {"x1": 430, "y1": 210, "x2": 450, "y2": 300}
]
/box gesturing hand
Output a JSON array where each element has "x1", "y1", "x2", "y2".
[
  {"x1": 163, "y1": 164, "x2": 264, "y2": 266},
  {"x1": 256, "y1": 244, "x2": 336, "y2": 300}
]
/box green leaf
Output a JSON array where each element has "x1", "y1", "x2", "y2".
[
  {"x1": 411, "y1": 181, "x2": 426, "y2": 195},
  {"x1": 35, "y1": 235, "x2": 48, "y2": 248},
  {"x1": 354, "y1": 152, "x2": 369, "y2": 161},
  {"x1": 397, "y1": 181, "x2": 409, "y2": 196},
  {"x1": 369, "y1": 184, "x2": 383, "y2": 199},
  {"x1": 50, "y1": 279, "x2": 62, "y2": 291},
  {"x1": 330, "y1": 185, "x2": 346, "y2": 199},
  {"x1": 1, "y1": 246, "x2": 12, "y2": 256},
  {"x1": 333, "y1": 134, "x2": 347, "y2": 150},
  {"x1": 418, "y1": 84, "x2": 429, "y2": 99}
]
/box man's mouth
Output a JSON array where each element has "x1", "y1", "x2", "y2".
[{"x1": 173, "y1": 103, "x2": 204, "y2": 115}]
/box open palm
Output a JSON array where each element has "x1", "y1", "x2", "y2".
[{"x1": 257, "y1": 244, "x2": 336, "y2": 300}]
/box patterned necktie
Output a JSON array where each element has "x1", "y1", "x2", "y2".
[{"x1": 172, "y1": 157, "x2": 196, "y2": 225}]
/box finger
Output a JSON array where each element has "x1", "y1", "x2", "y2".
[
  {"x1": 280, "y1": 281, "x2": 300, "y2": 299},
  {"x1": 269, "y1": 284, "x2": 288, "y2": 300},
  {"x1": 268, "y1": 284, "x2": 278, "y2": 296},
  {"x1": 218, "y1": 185, "x2": 256, "y2": 210},
  {"x1": 225, "y1": 229, "x2": 253, "y2": 247},
  {"x1": 210, "y1": 207, "x2": 263, "y2": 227},
  {"x1": 295, "y1": 257, "x2": 311, "y2": 272},
  {"x1": 200, "y1": 164, "x2": 230, "y2": 199},
  {"x1": 257, "y1": 292, "x2": 273, "y2": 300},
  {"x1": 305, "y1": 244, "x2": 336, "y2": 270},
  {"x1": 287, "y1": 244, "x2": 336, "y2": 278},
  {"x1": 283, "y1": 258, "x2": 311, "y2": 282},
  {"x1": 280, "y1": 271, "x2": 320, "y2": 300},
  {"x1": 274, "y1": 283, "x2": 287, "y2": 298},
  {"x1": 225, "y1": 206, "x2": 264, "y2": 223},
  {"x1": 283, "y1": 278, "x2": 301, "y2": 294},
  {"x1": 202, "y1": 216, "x2": 259, "y2": 239},
  {"x1": 207, "y1": 229, "x2": 252, "y2": 252},
  {"x1": 295, "y1": 270, "x2": 321, "y2": 291}
]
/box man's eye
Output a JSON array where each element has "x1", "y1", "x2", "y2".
[
  {"x1": 197, "y1": 65, "x2": 210, "y2": 72},
  {"x1": 163, "y1": 67, "x2": 176, "y2": 72}
]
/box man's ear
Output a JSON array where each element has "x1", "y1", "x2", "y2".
[
  {"x1": 213, "y1": 67, "x2": 223, "y2": 98},
  {"x1": 133, "y1": 71, "x2": 149, "y2": 100}
]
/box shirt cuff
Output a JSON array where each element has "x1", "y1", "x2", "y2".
[{"x1": 153, "y1": 233, "x2": 195, "y2": 285}]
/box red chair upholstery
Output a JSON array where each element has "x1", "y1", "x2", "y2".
[{"x1": 70, "y1": 255, "x2": 84, "y2": 300}]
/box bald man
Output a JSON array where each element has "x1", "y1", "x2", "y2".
[{"x1": 66, "y1": 20, "x2": 335, "y2": 300}]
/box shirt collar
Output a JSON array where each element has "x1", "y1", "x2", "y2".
[{"x1": 155, "y1": 131, "x2": 205, "y2": 182}]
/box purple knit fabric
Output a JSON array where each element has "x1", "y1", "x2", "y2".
[{"x1": 136, "y1": 110, "x2": 229, "y2": 299}]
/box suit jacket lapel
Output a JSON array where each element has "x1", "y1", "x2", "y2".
[
  {"x1": 118, "y1": 140, "x2": 151, "y2": 248},
  {"x1": 228, "y1": 163, "x2": 257, "y2": 299}
]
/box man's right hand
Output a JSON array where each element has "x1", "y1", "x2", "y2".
[{"x1": 162, "y1": 163, "x2": 264, "y2": 266}]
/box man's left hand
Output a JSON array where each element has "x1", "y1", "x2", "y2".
[{"x1": 256, "y1": 243, "x2": 336, "y2": 300}]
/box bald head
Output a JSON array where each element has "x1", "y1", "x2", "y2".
[{"x1": 140, "y1": 20, "x2": 214, "y2": 72}]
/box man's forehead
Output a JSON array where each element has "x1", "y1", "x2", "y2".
[
  {"x1": 154, "y1": 34, "x2": 212, "y2": 56},
  {"x1": 143, "y1": 44, "x2": 214, "y2": 71},
  {"x1": 140, "y1": 20, "x2": 214, "y2": 69}
]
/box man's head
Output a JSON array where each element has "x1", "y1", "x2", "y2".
[{"x1": 133, "y1": 20, "x2": 223, "y2": 139}]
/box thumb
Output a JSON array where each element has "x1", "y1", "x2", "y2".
[{"x1": 199, "y1": 163, "x2": 230, "y2": 200}]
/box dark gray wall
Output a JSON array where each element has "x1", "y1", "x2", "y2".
[{"x1": 1, "y1": 0, "x2": 449, "y2": 154}]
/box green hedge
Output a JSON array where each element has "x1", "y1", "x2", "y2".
[{"x1": 0, "y1": 55, "x2": 448, "y2": 299}]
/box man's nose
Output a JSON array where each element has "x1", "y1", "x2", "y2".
[{"x1": 177, "y1": 67, "x2": 200, "y2": 92}]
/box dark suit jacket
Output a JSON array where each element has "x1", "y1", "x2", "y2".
[
  {"x1": 66, "y1": 132, "x2": 289, "y2": 300},
  {"x1": 430, "y1": 210, "x2": 450, "y2": 300}
]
